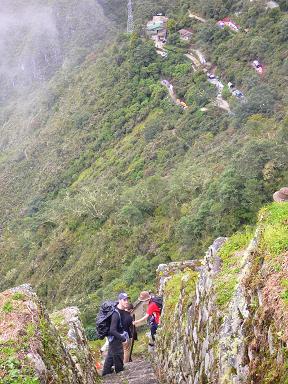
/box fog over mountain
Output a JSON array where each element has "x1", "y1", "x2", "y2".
[
  {"x1": 0, "y1": 4, "x2": 59, "y2": 92},
  {"x1": 0, "y1": 0, "x2": 114, "y2": 101}
]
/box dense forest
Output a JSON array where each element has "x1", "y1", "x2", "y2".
[{"x1": 0, "y1": 0, "x2": 287, "y2": 328}]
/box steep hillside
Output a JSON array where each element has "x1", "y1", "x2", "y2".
[
  {"x1": 155, "y1": 201, "x2": 288, "y2": 383},
  {"x1": 0, "y1": 0, "x2": 287, "y2": 326}
]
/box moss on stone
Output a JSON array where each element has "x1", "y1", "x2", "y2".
[
  {"x1": 2, "y1": 300, "x2": 13, "y2": 313},
  {"x1": 215, "y1": 227, "x2": 254, "y2": 309},
  {"x1": 39, "y1": 316, "x2": 72, "y2": 383},
  {"x1": 50, "y1": 312, "x2": 70, "y2": 341},
  {"x1": 250, "y1": 345, "x2": 288, "y2": 384},
  {"x1": 164, "y1": 269, "x2": 199, "y2": 315},
  {"x1": 11, "y1": 292, "x2": 25, "y2": 301}
]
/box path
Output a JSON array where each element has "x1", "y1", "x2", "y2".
[
  {"x1": 103, "y1": 358, "x2": 158, "y2": 384},
  {"x1": 188, "y1": 11, "x2": 206, "y2": 23},
  {"x1": 161, "y1": 80, "x2": 188, "y2": 109},
  {"x1": 185, "y1": 50, "x2": 231, "y2": 113},
  {"x1": 185, "y1": 53, "x2": 200, "y2": 70},
  {"x1": 185, "y1": 49, "x2": 206, "y2": 68},
  {"x1": 193, "y1": 49, "x2": 206, "y2": 65},
  {"x1": 207, "y1": 76, "x2": 231, "y2": 112}
]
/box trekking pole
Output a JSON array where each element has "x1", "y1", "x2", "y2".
[{"x1": 129, "y1": 314, "x2": 136, "y2": 362}]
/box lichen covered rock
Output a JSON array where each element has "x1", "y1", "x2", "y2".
[
  {"x1": 273, "y1": 187, "x2": 288, "y2": 202},
  {"x1": 155, "y1": 202, "x2": 288, "y2": 383},
  {"x1": 51, "y1": 307, "x2": 98, "y2": 384},
  {"x1": 0, "y1": 285, "x2": 99, "y2": 383}
]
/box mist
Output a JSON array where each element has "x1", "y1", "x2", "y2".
[
  {"x1": 0, "y1": 0, "x2": 111, "y2": 101},
  {"x1": 0, "y1": 2, "x2": 61, "y2": 96}
]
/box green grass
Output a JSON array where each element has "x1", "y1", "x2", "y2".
[
  {"x1": 2, "y1": 301, "x2": 13, "y2": 313},
  {"x1": 0, "y1": 342, "x2": 40, "y2": 384},
  {"x1": 215, "y1": 204, "x2": 288, "y2": 309},
  {"x1": 164, "y1": 269, "x2": 199, "y2": 314},
  {"x1": 280, "y1": 279, "x2": 288, "y2": 304},
  {"x1": 259, "y1": 203, "x2": 288, "y2": 257},
  {"x1": 215, "y1": 227, "x2": 254, "y2": 309},
  {"x1": 11, "y1": 293, "x2": 25, "y2": 301}
]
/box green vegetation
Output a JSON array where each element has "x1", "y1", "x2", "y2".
[
  {"x1": 281, "y1": 279, "x2": 288, "y2": 303},
  {"x1": 215, "y1": 227, "x2": 254, "y2": 308},
  {"x1": 2, "y1": 301, "x2": 13, "y2": 314},
  {"x1": 50, "y1": 312, "x2": 70, "y2": 343},
  {"x1": 0, "y1": 0, "x2": 287, "y2": 329},
  {"x1": 11, "y1": 293, "x2": 25, "y2": 301},
  {"x1": 0, "y1": 356, "x2": 40, "y2": 384},
  {"x1": 164, "y1": 269, "x2": 199, "y2": 314},
  {"x1": 259, "y1": 203, "x2": 288, "y2": 257},
  {"x1": 38, "y1": 316, "x2": 71, "y2": 383},
  {"x1": 214, "y1": 202, "x2": 288, "y2": 319},
  {"x1": 0, "y1": 341, "x2": 40, "y2": 384}
]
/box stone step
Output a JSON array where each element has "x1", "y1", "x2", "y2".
[{"x1": 103, "y1": 358, "x2": 158, "y2": 384}]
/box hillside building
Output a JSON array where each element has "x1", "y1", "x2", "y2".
[
  {"x1": 178, "y1": 29, "x2": 193, "y2": 41},
  {"x1": 146, "y1": 14, "x2": 168, "y2": 49}
]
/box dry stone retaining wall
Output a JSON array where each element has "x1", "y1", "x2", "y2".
[
  {"x1": 155, "y1": 223, "x2": 288, "y2": 383},
  {"x1": 0, "y1": 284, "x2": 99, "y2": 384}
]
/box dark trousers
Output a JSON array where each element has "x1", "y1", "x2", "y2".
[
  {"x1": 102, "y1": 338, "x2": 124, "y2": 376},
  {"x1": 150, "y1": 323, "x2": 158, "y2": 341}
]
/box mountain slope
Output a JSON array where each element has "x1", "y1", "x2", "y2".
[{"x1": 0, "y1": 0, "x2": 287, "y2": 325}]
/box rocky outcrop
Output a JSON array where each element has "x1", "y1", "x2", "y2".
[
  {"x1": 51, "y1": 307, "x2": 98, "y2": 384},
  {"x1": 0, "y1": 285, "x2": 99, "y2": 383},
  {"x1": 155, "y1": 202, "x2": 288, "y2": 383},
  {"x1": 273, "y1": 186, "x2": 288, "y2": 202}
]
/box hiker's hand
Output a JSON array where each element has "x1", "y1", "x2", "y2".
[{"x1": 123, "y1": 340, "x2": 129, "y2": 346}]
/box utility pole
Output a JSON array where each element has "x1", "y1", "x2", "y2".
[{"x1": 127, "y1": 0, "x2": 134, "y2": 33}]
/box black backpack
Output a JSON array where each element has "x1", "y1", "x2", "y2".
[
  {"x1": 151, "y1": 296, "x2": 163, "y2": 313},
  {"x1": 95, "y1": 301, "x2": 118, "y2": 340}
]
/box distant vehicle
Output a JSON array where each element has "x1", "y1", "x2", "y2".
[
  {"x1": 177, "y1": 99, "x2": 188, "y2": 109},
  {"x1": 157, "y1": 50, "x2": 168, "y2": 58},
  {"x1": 180, "y1": 101, "x2": 188, "y2": 109},
  {"x1": 217, "y1": 18, "x2": 240, "y2": 32},
  {"x1": 233, "y1": 90, "x2": 244, "y2": 98},
  {"x1": 252, "y1": 60, "x2": 263, "y2": 74}
]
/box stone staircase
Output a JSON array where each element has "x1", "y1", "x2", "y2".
[{"x1": 103, "y1": 358, "x2": 158, "y2": 384}]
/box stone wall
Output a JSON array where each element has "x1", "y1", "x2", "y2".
[
  {"x1": 0, "y1": 284, "x2": 99, "y2": 384},
  {"x1": 51, "y1": 307, "x2": 98, "y2": 384},
  {"x1": 155, "y1": 203, "x2": 288, "y2": 383}
]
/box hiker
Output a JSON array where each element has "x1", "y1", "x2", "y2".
[
  {"x1": 133, "y1": 291, "x2": 162, "y2": 345},
  {"x1": 102, "y1": 293, "x2": 130, "y2": 376},
  {"x1": 122, "y1": 303, "x2": 135, "y2": 363}
]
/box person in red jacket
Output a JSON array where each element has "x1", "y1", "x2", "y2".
[{"x1": 133, "y1": 291, "x2": 161, "y2": 344}]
